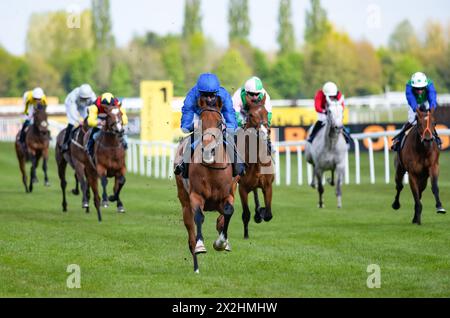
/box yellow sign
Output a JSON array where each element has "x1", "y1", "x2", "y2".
[
  {"x1": 271, "y1": 107, "x2": 349, "y2": 126},
  {"x1": 140, "y1": 81, "x2": 173, "y2": 143}
]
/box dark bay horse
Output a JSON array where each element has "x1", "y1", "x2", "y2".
[
  {"x1": 55, "y1": 120, "x2": 109, "y2": 213},
  {"x1": 15, "y1": 103, "x2": 50, "y2": 193},
  {"x1": 175, "y1": 97, "x2": 236, "y2": 273},
  {"x1": 237, "y1": 95, "x2": 274, "y2": 239},
  {"x1": 84, "y1": 106, "x2": 127, "y2": 222},
  {"x1": 392, "y1": 106, "x2": 446, "y2": 225}
]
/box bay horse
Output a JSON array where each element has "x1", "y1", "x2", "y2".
[
  {"x1": 55, "y1": 120, "x2": 109, "y2": 213},
  {"x1": 175, "y1": 96, "x2": 236, "y2": 273},
  {"x1": 392, "y1": 106, "x2": 446, "y2": 225},
  {"x1": 84, "y1": 106, "x2": 127, "y2": 222},
  {"x1": 237, "y1": 94, "x2": 274, "y2": 239},
  {"x1": 15, "y1": 103, "x2": 50, "y2": 193},
  {"x1": 305, "y1": 101, "x2": 347, "y2": 208}
]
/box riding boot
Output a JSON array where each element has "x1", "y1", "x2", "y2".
[
  {"x1": 433, "y1": 130, "x2": 442, "y2": 150},
  {"x1": 86, "y1": 128, "x2": 98, "y2": 162},
  {"x1": 307, "y1": 121, "x2": 325, "y2": 143},
  {"x1": 267, "y1": 139, "x2": 275, "y2": 155},
  {"x1": 391, "y1": 122, "x2": 413, "y2": 151},
  {"x1": 61, "y1": 124, "x2": 73, "y2": 153},
  {"x1": 121, "y1": 135, "x2": 128, "y2": 150},
  {"x1": 342, "y1": 126, "x2": 351, "y2": 144},
  {"x1": 19, "y1": 120, "x2": 30, "y2": 144}
]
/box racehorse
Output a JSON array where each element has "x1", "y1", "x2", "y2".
[
  {"x1": 84, "y1": 106, "x2": 127, "y2": 222},
  {"x1": 175, "y1": 96, "x2": 236, "y2": 273},
  {"x1": 392, "y1": 106, "x2": 446, "y2": 224},
  {"x1": 55, "y1": 120, "x2": 110, "y2": 214},
  {"x1": 15, "y1": 103, "x2": 50, "y2": 193},
  {"x1": 237, "y1": 95, "x2": 274, "y2": 239},
  {"x1": 305, "y1": 101, "x2": 347, "y2": 208}
]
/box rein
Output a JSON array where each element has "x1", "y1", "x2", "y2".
[{"x1": 421, "y1": 114, "x2": 433, "y2": 142}]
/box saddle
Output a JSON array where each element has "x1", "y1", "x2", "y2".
[{"x1": 398, "y1": 126, "x2": 414, "y2": 152}]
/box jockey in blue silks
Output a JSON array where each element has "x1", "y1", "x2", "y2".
[
  {"x1": 391, "y1": 72, "x2": 441, "y2": 151},
  {"x1": 174, "y1": 73, "x2": 246, "y2": 178}
]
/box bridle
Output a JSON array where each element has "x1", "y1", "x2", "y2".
[{"x1": 417, "y1": 110, "x2": 434, "y2": 143}]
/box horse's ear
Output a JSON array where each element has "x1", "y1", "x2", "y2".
[{"x1": 198, "y1": 97, "x2": 206, "y2": 109}]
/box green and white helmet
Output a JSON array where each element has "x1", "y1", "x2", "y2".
[
  {"x1": 245, "y1": 76, "x2": 264, "y2": 94},
  {"x1": 411, "y1": 72, "x2": 428, "y2": 88}
]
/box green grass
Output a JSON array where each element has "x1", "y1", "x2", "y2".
[{"x1": 0, "y1": 141, "x2": 449, "y2": 297}]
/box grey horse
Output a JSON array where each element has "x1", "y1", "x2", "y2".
[{"x1": 305, "y1": 101, "x2": 347, "y2": 208}]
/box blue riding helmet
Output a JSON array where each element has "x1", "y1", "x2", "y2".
[{"x1": 197, "y1": 73, "x2": 220, "y2": 93}]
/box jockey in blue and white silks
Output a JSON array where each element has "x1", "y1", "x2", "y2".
[
  {"x1": 391, "y1": 72, "x2": 441, "y2": 151},
  {"x1": 174, "y1": 73, "x2": 245, "y2": 178}
]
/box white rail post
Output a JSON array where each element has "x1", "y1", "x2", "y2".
[
  {"x1": 345, "y1": 149, "x2": 350, "y2": 185},
  {"x1": 383, "y1": 136, "x2": 390, "y2": 184},
  {"x1": 367, "y1": 138, "x2": 375, "y2": 184},
  {"x1": 354, "y1": 139, "x2": 361, "y2": 185},
  {"x1": 155, "y1": 144, "x2": 160, "y2": 178},
  {"x1": 307, "y1": 163, "x2": 313, "y2": 186},
  {"x1": 297, "y1": 146, "x2": 303, "y2": 186},
  {"x1": 286, "y1": 146, "x2": 291, "y2": 186},
  {"x1": 132, "y1": 141, "x2": 138, "y2": 174},
  {"x1": 127, "y1": 140, "x2": 132, "y2": 170},
  {"x1": 139, "y1": 141, "x2": 145, "y2": 176},
  {"x1": 161, "y1": 144, "x2": 167, "y2": 179},
  {"x1": 168, "y1": 145, "x2": 175, "y2": 179},
  {"x1": 275, "y1": 145, "x2": 281, "y2": 186},
  {"x1": 146, "y1": 143, "x2": 152, "y2": 177}
]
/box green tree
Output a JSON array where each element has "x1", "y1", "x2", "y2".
[
  {"x1": 268, "y1": 52, "x2": 304, "y2": 99},
  {"x1": 92, "y1": 0, "x2": 115, "y2": 49},
  {"x1": 213, "y1": 48, "x2": 252, "y2": 92},
  {"x1": 62, "y1": 50, "x2": 97, "y2": 93},
  {"x1": 304, "y1": 0, "x2": 331, "y2": 44},
  {"x1": 182, "y1": 0, "x2": 202, "y2": 38},
  {"x1": 110, "y1": 62, "x2": 133, "y2": 97},
  {"x1": 388, "y1": 20, "x2": 419, "y2": 54},
  {"x1": 182, "y1": 32, "x2": 207, "y2": 88},
  {"x1": 162, "y1": 36, "x2": 186, "y2": 96},
  {"x1": 0, "y1": 47, "x2": 29, "y2": 97},
  {"x1": 277, "y1": 0, "x2": 295, "y2": 54},
  {"x1": 228, "y1": 0, "x2": 250, "y2": 43}
]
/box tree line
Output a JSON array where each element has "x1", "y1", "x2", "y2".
[{"x1": 0, "y1": 0, "x2": 449, "y2": 101}]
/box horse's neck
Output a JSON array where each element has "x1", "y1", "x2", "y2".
[
  {"x1": 408, "y1": 128, "x2": 435, "y2": 155},
  {"x1": 99, "y1": 131, "x2": 120, "y2": 146},
  {"x1": 322, "y1": 123, "x2": 339, "y2": 149}
]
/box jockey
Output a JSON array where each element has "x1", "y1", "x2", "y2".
[
  {"x1": 307, "y1": 82, "x2": 351, "y2": 144},
  {"x1": 232, "y1": 76, "x2": 273, "y2": 127},
  {"x1": 232, "y1": 76, "x2": 274, "y2": 153},
  {"x1": 19, "y1": 87, "x2": 47, "y2": 144},
  {"x1": 391, "y1": 72, "x2": 441, "y2": 151},
  {"x1": 61, "y1": 84, "x2": 97, "y2": 152},
  {"x1": 174, "y1": 73, "x2": 245, "y2": 178},
  {"x1": 86, "y1": 92, "x2": 128, "y2": 160}
]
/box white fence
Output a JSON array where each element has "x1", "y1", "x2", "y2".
[{"x1": 1, "y1": 118, "x2": 448, "y2": 186}]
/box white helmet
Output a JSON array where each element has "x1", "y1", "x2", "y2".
[
  {"x1": 323, "y1": 82, "x2": 338, "y2": 97},
  {"x1": 32, "y1": 87, "x2": 44, "y2": 99},
  {"x1": 79, "y1": 84, "x2": 94, "y2": 99},
  {"x1": 245, "y1": 76, "x2": 264, "y2": 94},
  {"x1": 411, "y1": 72, "x2": 428, "y2": 88}
]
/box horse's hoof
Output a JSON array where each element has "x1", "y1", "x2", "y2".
[
  {"x1": 264, "y1": 214, "x2": 273, "y2": 222},
  {"x1": 72, "y1": 189, "x2": 80, "y2": 195},
  {"x1": 44, "y1": 182, "x2": 50, "y2": 187},
  {"x1": 82, "y1": 202, "x2": 89, "y2": 209},
  {"x1": 310, "y1": 183, "x2": 316, "y2": 189},
  {"x1": 225, "y1": 241, "x2": 232, "y2": 252},
  {"x1": 412, "y1": 218, "x2": 421, "y2": 225},
  {"x1": 32, "y1": 178, "x2": 38, "y2": 184},
  {"x1": 254, "y1": 213, "x2": 262, "y2": 224},
  {"x1": 437, "y1": 207, "x2": 446, "y2": 214},
  {"x1": 102, "y1": 200, "x2": 109, "y2": 208},
  {"x1": 194, "y1": 269, "x2": 200, "y2": 274},
  {"x1": 108, "y1": 195, "x2": 117, "y2": 203},
  {"x1": 117, "y1": 206, "x2": 125, "y2": 213},
  {"x1": 213, "y1": 235, "x2": 227, "y2": 252},
  {"x1": 318, "y1": 204, "x2": 324, "y2": 209},
  {"x1": 392, "y1": 202, "x2": 400, "y2": 210},
  {"x1": 195, "y1": 240, "x2": 207, "y2": 254}
]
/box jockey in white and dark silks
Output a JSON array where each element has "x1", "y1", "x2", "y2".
[
  {"x1": 391, "y1": 72, "x2": 441, "y2": 151},
  {"x1": 232, "y1": 76, "x2": 274, "y2": 153},
  {"x1": 19, "y1": 87, "x2": 47, "y2": 144},
  {"x1": 174, "y1": 73, "x2": 245, "y2": 179},
  {"x1": 61, "y1": 84, "x2": 97, "y2": 152},
  {"x1": 307, "y1": 82, "x2": 351, "y2": 144}
]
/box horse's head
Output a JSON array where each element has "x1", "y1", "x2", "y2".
[
  {"x1": 198, "y1": 93, "x2": 224, "y2": 164},
  {"x1": 416, "y1": 105, "x2": 435, "y2": 143},
  {"x1": 326, "y1": 98, "x2": 344, "y2": 133},
  {"x1": 245, "y1": 95, "x2": 270, "y2": 140},
  {"x1": 33, "y1": 103, "x2": 49, "y2": 133},
  {"x1": 104, "y1": 106, "x2": 125, "y2": 135}
]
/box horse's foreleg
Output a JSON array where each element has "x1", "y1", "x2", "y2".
[
  {"x1": 408, "y1": 174, "x2": 422, "y2": 225},
  {"x1": 253, "y1": 188, "x2": 263, "y2": 223},
  {"x1": 72, "y1": 173, "x2": 80, "y2": 195},
  {"x1": 112, "y1": 175, "x2": 126, "y2": 213},
  {"x1": 316, "y1": 170, "x2": 324, "y2": 208},
  {"x1": 182, "y1": 206, "x2": 198, "y2": 273},
  {"x1": 239, "y1": 186, "x2": 251, "y2": 239},
  {"x1": 86, "y1": 169, "x2": 102, "y2": 222},
  {"x1": 57, "y1": 158, "x2": 68, "y2": 212},
  {"x1": 17, "y1": 145, "x2": 29, "y2": 193},
  {"x1": 430, "y1": 164, "x2": 446, "y2": 214},
  {"x1": 190, "y1": 193, "x2": 206, "y2": 254},
  {"x1": 43, "y1": 149, "x2": 50, "y2": 187},
  {"x1": 392, "y1": 163, "x2": 406, "y2": 210},
  {"x1": 335, "y1": 167, "x2": 344, "y2": 209},
  {"x1": 101, "y1": 176, "x2": 109, "y2": 208},
  {"x1": 29, "y1": 154, "x2": 37, "y2": 193},
  {"x1": 262, "y1": 186, "x2": 273, "y2": 222},
  {"x1": 215, "y1": 195, "x2": 235, "y2": 252},
  {"x1": 74, "y1": 163, "x2": 88, "y2": 211}
]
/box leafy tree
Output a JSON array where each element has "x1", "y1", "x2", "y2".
[
  {"x1": 277, "y1": 0, "x2": 295, "y2": 54},
  {"x1": 228, "y1": 0, "x2": 250, "y2": 43},
  {"x1": 161, "y1": 36, "x2": 186, "y2": 96},
  {"x1": 268, "y1": 52, "x2": 304, "y2": 99},
  {"x1": 304, "y1": 0, "x2": 331, "y2": 44},
  {"x1": 62, "y1": 50, "x2": 97, "y2": 93},
  {"x1": 213, "y1": 48, "x2": 252, "y2": 93},
  {"x1": 0, "y1": 47, "x2": 29, "y2": 97},
  {"x1": 388, "y1": 20, "x2": 419, "y2": 54},
  {"x1": 183, "y1": 0, "x2": 202, "y2": 38},
  {"x1": 92, "y1": 0, "x2": 115, "y2": 49},
  {"x1": 110, "y1": 62, "x2": 134, "y2": 97}
]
